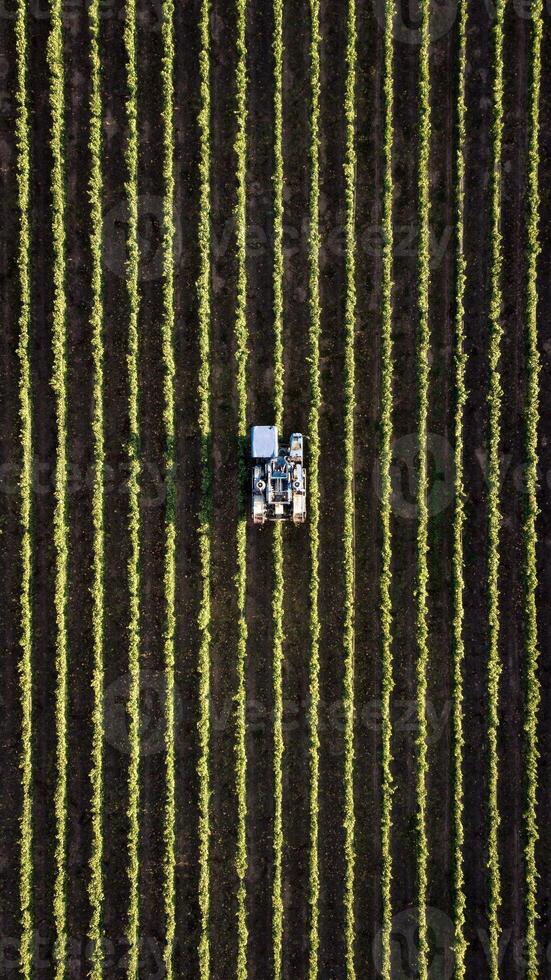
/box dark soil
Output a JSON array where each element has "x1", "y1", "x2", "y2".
[{"x1": 0, "y1": 6, "x2": 24, "y2": 959}]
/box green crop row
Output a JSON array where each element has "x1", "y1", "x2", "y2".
[
  {"x1": 342, "y1": 0, "x2": 357, "y2": 973},
  {"x1": 47, "y1": 0, "x2": 69, "y2": 971},
  {"x1": 123, "y1": 0, "x2": 142, "y2": 970},
  {"x1": 523, "y1": 2, "x2": 543, "y2": 977},
  {"x1": 87, "y1": 0, "x2": 106, "y2": 974},
  {"x1": 487, "y1": 3, "x2": 505, "y2": 976},
  {"x1": 378, "y1": 0, "x2": 395, "y2": 976},
  {"x1": 415, "y1": 1, "x2": 432, "y2": 977},
  {"x1": 15, "y1": 0, "x2": 33, "y2": 974},
  {"x1": 197, "y1": 0, "x2": 212, "y2": 976},
  {"x1": 307, "y1": 0, "x2": 322, "y2": 976},
  {"x1": 451, "y1": 0, "x2": 468, "y2": 976},
  {"x1": 271, "y1": 0, "x2": 285, "y2": 973},
  {"x1": 234, "y1": 0, "x2": 249, "y2": 974},
  {"x1": 160, "y1": 0, "x2": 177, "y2": 975}
]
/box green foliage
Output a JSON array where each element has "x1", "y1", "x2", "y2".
[
  {"x1": 523, "y1": 3, "x2": 543, "y2": 976},
  {"x1": 196, "y1": 0, "x2": 212, "y2": 976},
  {"x1": 160, "y1": 0, "x2": 177, "y2": 974},
  {"x1": 87, "y1": 0, "x2": 106, "y2": 974},
  {"x1": 123, "y1": 0, "x2": 142, "y2": 970},
  {"x1": 487, "y1": 4, "x2": 505, "y2": 976},
  {"x1": 15, "y1": 0, "x2": 33, "y2": 973},
  {"x1": 271, "y1": 0, "x2": 285, "y2": 973},
  {"x1": 415, "y1": 1, "x2": 431, "y2": 976},
  {"x1": 47, "y1": 0, "x2": 69, "y2": 971},
  {"x1": 234, "y1": 0, "x2": 249, "y2": 974},
  {"x1": 451, "y1": 0, "x2": 468, "y2": 975},
  {"x1": 307, "y1": 1, "x2": 322, "y2": 976},
  {"x1": 379, "y1": 1, "x2": 395, "y2": 976},
  {"x1": 342, "y1": 0, "x2": 357, "y2": 973}
]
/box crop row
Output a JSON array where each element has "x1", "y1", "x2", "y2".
[
  {"x1": 87, "y1": 0, "x2": 105, "y2": 974},
  {"x1": 415, "y1": 0, "x2": 432, "y2": 976},
  {"x1": 234, "y1": 0, "x2": 249, "y2": 974},
  {"x1": 15, "y1": 0, "x2": 33, "y2": 973},
  {"x1": 160, "y1": 0, "x2": 177, "y2": 975},
  {"x1": 523, "y1": 2, "x2": 544, "y2": 977},
  {"x1": 451, "y1": 0, "x2": 468, "y2": 976},
  {"x1": 342, "y1": 0, "x2": 357, "y2": 973},
  {"x1": 46, "y1": 0, "x2": 70, "y2": 971},
  {"x1": 307, "y1": 0, "x2": 322, "y2": 976},
  {"x1": 123, "y1": 0, "x2": 142, "y2": 969},
  {"x1": 196, "y1": 0, "x2": 212, "y2": 977},
  {"x1": 378, "y1": 0, "x2": 395, "y2": 975},
  {"x1": 487, "y1": 3, "x2": 506, "y2": 976},
  {"x1": 271, "y1": 0, "x2": 285, "y2": 973}
]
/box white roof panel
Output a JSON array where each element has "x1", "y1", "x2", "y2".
[{"x1": 251, "y1": 425, "x2": 278, "y2": 459}]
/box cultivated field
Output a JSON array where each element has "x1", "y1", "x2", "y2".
[{"x1": 0, "y1": 0, "x2": 550, "y2": 977}]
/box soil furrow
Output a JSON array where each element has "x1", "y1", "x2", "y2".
[
  {"x1": 462, "y1": 4, "x2": 494, "y2": 973},
  {"x1": 244, "y1": 0, "x2": 276, "y2": 973},
  {"x1": 63, "y1": 3, "x2": 94, "y2": 973},
  {"x1": 0, "y1": 7, "x2": 24, "y2": 955}
]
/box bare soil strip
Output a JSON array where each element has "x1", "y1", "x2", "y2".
[
  {"x1": 316, "y1": 0, "x2": 348, "y2": 972},
  {"x1": 63, "y1": 2, "x2": 95, "y2": 970},
  {"x1": 28, "y1": 7, "x2": 58, "y2": 964},
  {"x1": 0, "y1": 6, "x2": 25, "y2": 956},
  {"x1": 100, "y1": 3, "x2": 133, "y2": 961},
  {"x1": 462, "y1": 5, "x2": 494, "y2": 974},
  {"x1": 208, "y1": 0, "x2": 241, "y2": 973},
  {"x1": 244, "y1": 0, "x2": 277, "y2": 974},
  {"x1": 172, "y1": 0, "x2": 203, "y2": 973}
]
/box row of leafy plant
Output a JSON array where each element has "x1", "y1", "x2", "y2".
[
  {"x1": 159, "y1": 0, "x2": 177, "y2": 975},
  {"x1": 415, "y1": 1, "x2": 432, "y2": 976},
  {"x1": 523, "y1": 1, "x2": 544, "y2": 977},
  {"x1": 486, "y1": 3, "x2": 506, "y2": 977},
  {"x1": 234, "y1": 0, "x2": 249, "y2": 975},
  {"x1": 196, "y1": 0, "x2": 213, "y2": 977},
  {"x1": 15, "y1": 0, "x2": 33, "y2": 974},
  {"x1": 46, "y1": 0, "x2": 70, "y2": 972},
  {"x1": 87, "y1": 0, "x2": 106, "y2": 974},
  {"x1": 123, "y1": 0, "x2": 142, "y2": 971},
  {"x1": 271, "y1": 0, "x2": 285, "y2": 973},
  {"x1": 342, "y1": 0, "x2": 357, "y2": 973},
  {"x1": 378, "y1": 0, "x2": 396, "y2": 975},
  {"x1": 451, "y1": 0, "x2": 468, "y2": 976}
]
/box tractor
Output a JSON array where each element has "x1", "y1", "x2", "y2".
[{"x1": 250, "y1": 426, "x2": 306, "y2": 525}]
